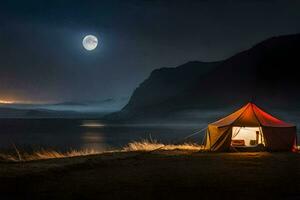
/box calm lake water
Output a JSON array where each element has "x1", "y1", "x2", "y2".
[
  {"x1": 1, "y1": 109, "x2": 299, "y2": 152},
  {"x1": 0, "y1": 119, "x2": 204, "y2": 152}
]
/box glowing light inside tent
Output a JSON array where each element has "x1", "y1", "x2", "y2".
[{"x1": 232, "y1": 127, "x2": 264, "y2": 146}]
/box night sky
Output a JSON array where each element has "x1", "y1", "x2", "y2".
[{"x1": 1, "y1": 0, "x2": 300, "y2": 103}]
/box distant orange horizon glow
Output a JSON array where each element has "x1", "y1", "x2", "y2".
[
  {"x1": 0, "y1": 99, "x2": 15, "y2": 104},
  {"x1": 0, "y1": 98, "x2": 56, "y2": 104}
]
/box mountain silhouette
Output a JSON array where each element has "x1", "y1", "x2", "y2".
[{"x1": 109, "y1": 33, "x2": 300, "y2": 120}]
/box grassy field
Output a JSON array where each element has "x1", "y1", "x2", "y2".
[{"x1": 0, "y1": 151, "x2": 300, "y2": 200}]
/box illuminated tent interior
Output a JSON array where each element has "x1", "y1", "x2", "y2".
[{"x1": 204, "y1": 103, "x2": 297, "y2": 152}]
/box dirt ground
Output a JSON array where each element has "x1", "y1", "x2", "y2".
[{"x1": 0, "y1": 151, "x2": 300, "y2": 200}]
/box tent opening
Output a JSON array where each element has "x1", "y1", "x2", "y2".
[{"x1": 231, "y1": 127, "x2": 265, "y2": 147}]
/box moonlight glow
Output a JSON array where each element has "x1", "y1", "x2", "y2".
[{"x1": 82, "y1": 35, "x2": 98, "y2": 51}]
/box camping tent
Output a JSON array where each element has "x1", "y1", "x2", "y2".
[{"x1": 204, "y1": 103, "x2": 297, "y2": 152}]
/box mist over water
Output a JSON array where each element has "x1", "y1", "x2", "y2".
[{"x1": 0, "y1": 97, "x2": 129, "y2": 113}]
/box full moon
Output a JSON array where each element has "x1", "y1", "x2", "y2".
[{"x1": 82, "y1": 35, "x2": 98, "y2": 51}]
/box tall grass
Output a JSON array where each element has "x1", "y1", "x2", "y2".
[
  {"x1": 0, "y1": 139, "x2": 203, "y2": 162},
  {"x1": 0, "y1": 142, "x2": 298, "y2": 162}
]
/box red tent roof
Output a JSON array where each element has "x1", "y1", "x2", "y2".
[{"x1": 210, "y1": 103, "x2": 295, "y2": 127}]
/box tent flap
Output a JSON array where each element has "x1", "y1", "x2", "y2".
[{"x1": 205, "y1": 125, "x2": 232, "y2": 152}]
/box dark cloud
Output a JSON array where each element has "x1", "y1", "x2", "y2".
[{"x1": 0, "y1": 0, "x2": 300, "y2": 102}]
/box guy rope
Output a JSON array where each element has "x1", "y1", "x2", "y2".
[{"x1": 146, "y1": 125, "x2": 208, "y2": 154}]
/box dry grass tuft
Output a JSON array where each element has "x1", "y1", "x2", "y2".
[
  {"x1": 123, "y1": 139, "x2": 203, "y2": 152},
  {"x1": 0, "y1": 149, "x2": 102, "y2": 162},
  {"x1": 0, "y1": 139, "x2": 203, "y2": 162}
]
